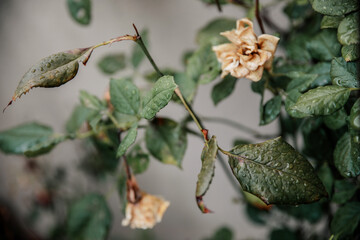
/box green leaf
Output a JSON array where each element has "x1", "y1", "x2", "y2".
[
  {"x1": 277, "y1": 202, "x2": 323, "y2": 223},
  {"x1": 290, "y1": 86, "x2": 352, "y2": 117},
  {"x1": 307, "y1": 62, "x2": 332, "y2": 87},
  {"x1": 173, "y1": 72, "x2": 197, "y2": 103},
  {"x1": 311, "y1": 0, "x2": 359, "y2": 16},
  {"x1": 211, "y1": 75, "x2": 237, "y2": 105},
  {"x1": 0, "y1": 122, "x2": 66, "y2": 157},
  {"x1": 285, "y1": 35, "x2": 312, "y2": 63},
  {"x1": 186, "y1": 43, "x2": 221, "y2": 85},
  {"x1": 227, "y1": 137, "x2": 328, "y2": 205},
  {"x1": 7, "y1": 48, "x2": 94, "y2": 107},
  {"x1": 331, "y1": 202, "x2": 360, "y2": 239},
  {"x1": 196, "y1": 136, "x2": 218, "y2": 212},
  {"x1": 67, "y1": 0, "x2": 91, "y2": 25},
  {"x1": 338, "y1": 12, "x2": 359, "y2": 45},
  {"x1": 317, "y1": 163, "x2": 334, "y2": 196},
  {"x1": 145, "y1": 118, "x2": 187, "y2": 168},
  {"x1": 141, "y1": 75, "x2": 177, "y2": 120},
  {"x1": 332, "y1": 180, "x2": 358, "y2": 204},
  {"x1": 307, "y1": 29, "x2": 341, "y2": 61},
  {"x1": 334, "y1": 132, "x2": 360, "y2": 178},
  {"x1": 203, "y1": 227, "x2": 233, "y2": 240},
  {"x1": 270, "y1": 228, "x2": 297, "y2": 240},
  {"x1": 331, "y1": 57, "x2": 359, "y2": 88},
  {"x1": 79, "y1": 90, "x2": 106, "y2": 111},
  {"x1": 116, "y1": 123, "x2": 138, "y2": 158},
  {"x1": 196, "y1": 18, "x2": 236, "y2": 45},
  {"x1": 66, "y1": 105, "x2": 97, "y2": 133},
  {"x1": 321, "y1": 15, "x2": 344, "y2": 29},
  {"x1": 342, "y1": 44, "x2": 360, "y2": 62},
  {"x1": 324, "y1": 108, "x2": 347, "y2": 130},
  {"x1": 285, "y1": 90, "x2": 309, "y2": 118},
  {"x1": 131, "y1": 29, "x2": 148, "y2": 68},
  {"x1": 349, "y1": 98, "x2": 360, "y2": 130},
  {"x1": 126, "y1": 145, "x2": 150, "y2": 174},
  {"x1": 110, "y1": 78, "x2": 140, "y2": 116},
  {"x1": 97, "y1": 54, "x2": 126, "y2": 74},
  {"x1": 286, "y1": 72, "x2": 318, "y2": 93},
  {"x1": 67, "y1": 194, "x2": 111, "y2": 240},
  {"x1": 260, "y1": 95, "x2": 282, "y2": 125},
  {"x1": 144, "y1": 69, "x2": 177, "y2": 83}
]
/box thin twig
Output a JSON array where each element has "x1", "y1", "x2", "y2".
[
  {"x1": 215, "y1": 0, "x2": 222, "y2": 12},
  {"x1": 255, "y1": 0, "x2": 265, "y2": 34}
]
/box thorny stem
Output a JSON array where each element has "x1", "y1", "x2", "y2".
[
  {"x1": 133, "y1": 24, "x2": 209, "y2": 142},
  {"x1": 255, "y1": 0, "x2": 265, "y2": 34}
]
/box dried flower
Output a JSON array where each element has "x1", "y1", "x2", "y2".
[
  {"x1": 212, "y1": 18, "x2": 280, "y2": 81},
  {"x1": 122, "y1": 191, "x2": 170, "y2": 229}
]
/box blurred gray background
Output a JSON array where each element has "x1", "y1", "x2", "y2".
[{"x1": 0, "y1": 0, "x2": 288, "y2": 239}]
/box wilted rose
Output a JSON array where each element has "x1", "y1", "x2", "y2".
[
  {"x1": 122, "y1": 191, "x2": 170, "y2": 229},
  {"x1": 212, "y1": 18, "x2": 280, "y2": 82}
]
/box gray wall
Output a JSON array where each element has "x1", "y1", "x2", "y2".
[{"x1": 0, "y1": 1, "x2": 286, "y2": 239}]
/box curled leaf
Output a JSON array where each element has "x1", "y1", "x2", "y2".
[
  {"x1": 4, "y1": 47, "x2": 94, "y2": 111},
  {"x1": 196, "y1": 136, "x2": 218, "y2": 213}
]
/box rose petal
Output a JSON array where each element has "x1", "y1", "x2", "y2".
[
  {"x1": 245, "y1": 66, "x2": 264, "y2": 82},
  {"x1": 258, "y1": 34, "x2": 280, "y2": 54}
]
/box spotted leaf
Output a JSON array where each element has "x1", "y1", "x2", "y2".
[{"x1": 227, "y1": 137, "x2": 328, "y2": 205}]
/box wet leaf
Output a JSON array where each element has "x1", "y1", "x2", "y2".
[
  {"x1": 131, "y1": 29, "x2": 148, "y2": 69},
  {"x1": 66, "y1": 105, "x2": 97, "y2": 134},
  {"x1": 0, "y1": 122, "x2": 66, "y2": 157},
  {"x1": 307, "y1": 29, "x2": 341, "y2": 61},
  {"x1": 311, "y1": 0, "x2": 359, "y2": 16},
  {"x1": 331, "y1": 202, "x2": 360, "y2": 239},
  {"x1": 334, "y1": 132, "x2": 360, "y2": 178},
  {"x1": 321, "y1": 15, "x2": 344, "y2": 29},
  {"x1": 349, "y1": 98, "x2": 360, "y2": 130},
  {"x1": 196, "y1": 136, "x2": 218, "y2": 213},
  {"x1": 110, "y1": 78, "x2": 140, "y2": 116},
  {"x1": 98, "y1": 54, "x2": 126, "y2": 74},
  {"x1": 342, "y1": 44, "x2": 360, "y2": 62},
  {"x1": 186, "y1": 43, "x2": 221, "y2": 84},
  {"x1": 66, "y1": 194, "x2": 111, "y2": 240},
  {"x1": 227, "y1": 137, "x2": 328, "y2": 205},
  {"x1": 5, "y1": 47, "x2": 94, "y2": 110},
  {"x1": 338, "y1": 12, "x2": 359, "y2": 46},
  {"x1": 324, "y1": 108, "x2": 347, "y2": 130},
  {"x1": 331, "y1": 57, "x2": 359, "y2": 88},
  {"x1": 67, "y1": 0, "x2": 91, "y2": 25},
  {"x1": 141, "y1": 75, "x2": 177, "y2": 120},
  {"x1": 307, "y1": 62, "x2": 332, "y2": 87},
  {"x1": 285, "y1": 72, "x2": 318, "y2": 92},
  {"x1": 290, "y1": 86, "x2": 352, "y2": 117},
  {"x1": 285, "y1": 90, "x2": 309, "y2": 118},
  {"x1": 332, "y1": 180, "x2": 358, "y2": 204},
  {"x1": 116, "y1": 123, "x2": 138, "y2": 158},
  {"x1": 145, "y1": 118, "x2": 187, "y2": 168},
  {"x1": 211, "y1": 75, "x2": 237, "y2": 105},
  {"x1": 260, "y1": 95, "x2": 282, "y2": 126},
  {"x1": 196, "y1": 18, "x2": 236, "y2": 45},
  {"x1": 317, "y1": 163, "x2": 334, "y2": 196},
  {"x1": 126, "y1": 145, "x2": 150, "y2": 174}
]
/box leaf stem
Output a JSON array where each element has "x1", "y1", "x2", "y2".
[
  {"x1": 132, "y1": 24, "x2": 208, "y2": 142},
  {"x1": 107, "y1": 111, "x2": 121, "y2": 129},
  {"x1": 133, "y1": 24, "x2": 163, "y2": 77}
]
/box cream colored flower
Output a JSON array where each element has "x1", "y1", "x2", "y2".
[
  {"x1": 122, "y1": 192, "x2": 170, "y2": 229},
  {"x1": 212, "y1": 18, "x2": 280, "y2": 82}
]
